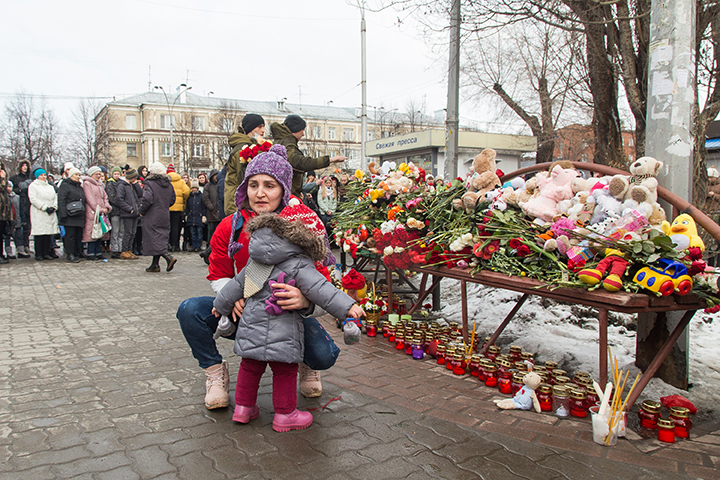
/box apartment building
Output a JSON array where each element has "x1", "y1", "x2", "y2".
[{"x1": 94, "y1": 91, "x2": 375, "y2": 175}]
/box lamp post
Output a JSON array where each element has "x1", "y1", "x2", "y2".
[{"x1": 153, "y1": 84, "x2": 192, "y2": 170}]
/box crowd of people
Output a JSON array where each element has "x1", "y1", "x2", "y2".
[{"x1": 1, "y1": 112, "x2": 363, "y2": 433}]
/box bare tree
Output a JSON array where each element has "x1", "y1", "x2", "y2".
[
  {"x1": 67, "y1": 98, "x2": 104, "y2": 171},
  {"x1": 2, "y1": 92, "x2": 62, "y2": 172},
  {"x1": 402, "y1": 99, "x2": 426, "y2": 132},
  {"x1": 463, "y1": 22, "x2": 590, "y2": 163}
]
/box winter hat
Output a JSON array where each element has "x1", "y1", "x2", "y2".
[
  {"x1": 166, "y1": 163, "x2": 176, "y2": 173},
  {"x1": 306, "y1": 170, "x2": 317, "y2": 179},
  {"x1": 34, "y1": 168, "x2": 47, "y2": 179},
  {"x1": 67, "y1": 167, "x2": 81, "y2": 178},
  {"x1": 149, "y1": 162, "x2": 165, "y2": 175},
  {"x1": 7, "y1": 180, "x2": 12, "y2": 188},
  {"x1": 125, "y1": 168, "x2": 138, "y2": 180},
  {"x1": 111, "y1": 166, "x2": 122, "y2": 175},
  {"x1": 87, "y1": 166, "x2": 102, "y2": 177},
  {"x1": 99, "y1": 165, "x2": 108, "y2": 174},
  {"x1": 281, "y1": 197, "x2": 337, "y2": 267},
  {"x1": 241, "y1": 113, "x2": 265, "y2": 135},
  {"x1": 280, "y1": 198, "x2": 327, "y2": 237},
  {"x1": 235, "y1": 144, "x2": 293, "y2": 211},
  {"x1": 190, "y1": 179, "x2": 200, "y2": 189},
  {"x1": 342, "y1": 269, "x2": 367, "y2": 290},
  {"x1": 63, "y1": 162, "x2": 75, "y2": 173},
  {"x1": 283, "y1": 114, "x2": 306, "y2": 133}
]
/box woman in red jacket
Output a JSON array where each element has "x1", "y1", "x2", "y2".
[{"x1": 176, "y1": 145, "x2": 339, "y2": 411}]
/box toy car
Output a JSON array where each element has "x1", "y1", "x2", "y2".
[{"x1": 633, "y1": 259, "x2": 693, "y2": 296}]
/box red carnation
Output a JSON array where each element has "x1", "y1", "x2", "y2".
[
  {"x1": 509, "y1": 238, "x2": 522, "y2": 250},
  {"x1": 687, "y1": 247, "x2": 703, "y2": 261},
  {"x1": 689, "y1": 260, "x2": 707, "y2": 276},
  {"x1": 516, "y1": 244, "x2": 531, "y2": 257}
]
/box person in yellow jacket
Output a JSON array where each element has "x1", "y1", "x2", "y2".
[{"x1": 167, "y1": 164, "x2": 190, "y2": 251}]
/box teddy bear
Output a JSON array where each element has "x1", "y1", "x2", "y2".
[
  {"x1": 502, "y1": 176, "x2": 538, "y2": 208},
  {"x1": 460, "y1": 148, "x2": 502, "y2": 213},
  {"x1": 608, "y1": 156, "x2": 664, "y2": 204},
  {"x1": 519, "y1": 165, "x2": 578, "y2": 222},
  {"x1": 494, "y1": 371, "x2": 542, "y2": 413}
]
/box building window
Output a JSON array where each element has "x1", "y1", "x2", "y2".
[
  {"x1": 558, "y1": 141, "x2": 564, "y2": 154},
  {"x1": 314, "y1": 150, "x2": 322, "y2": 158},
  {"x1": 220, "y1": 144, "x2": 231, "y2": 159},
  {"x1": 343, "y1": 128, "x2": 354, "y2": 141},
  {"x1": 161, "y1": 114, "x2": 174, "y2": 129},
  {"x1": 349, "y1": 149, "x2": 359, "y2": 159},
  {"x1": 161, "y1": 142, "x2": 171, "y2": 157},
  {"x1": 581, "y1": 153, "x2": 588, "y2": 162},
  {"x1": 221, "y1": 118, "x2": 234, "y2": 133},
  {"x1": 192, "y1": 116, "x2": 205, "y2": 131},
  {"x1": 313, "y1": 126, "x2": 323, "y2": 139},
  {"x1": 193, "y1": 144, "x2": 206, "y2": 158},
  {"x1": 367, "y1": 131, "x2": 375, "y2": 140},
  {"x1": 127, "y1": 143, "x2": 137, "y2": 157},
  {"x1": 126, "y1": 115, "x2": 137, "y2": 130},
  {"x1": 328, "y1": 127, "x2": 336, "y2": 140},
  {"x1": 581, "y1": 139, "x2": 589, "y2": 149},
  {"x1": 628, "y1": 154, "x2": 634, "y2": 162},
  {"x1": 628, "y1": 137, "x2": 634, "y2": 147}
]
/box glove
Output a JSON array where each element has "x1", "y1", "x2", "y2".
[{"x1": 46, "y1": 207, "x2": 56, "y2": 214}]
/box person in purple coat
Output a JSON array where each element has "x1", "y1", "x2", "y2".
[{"x1": 140, "y1": 162, "x2": 176, "y2": 273}]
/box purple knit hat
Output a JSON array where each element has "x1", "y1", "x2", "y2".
[{"x1": 235, "y1": 144, "x2": 292, "y2": 211}]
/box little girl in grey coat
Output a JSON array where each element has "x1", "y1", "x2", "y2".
[{"x1": 213, "y1": 212, "x2": 364, "y2": 432}]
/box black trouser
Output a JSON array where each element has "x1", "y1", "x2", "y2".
[
  {"x1": 169, "y1": 211, "x2": 182, "y2": 249},
  {"x1": 134, "y1": 225, "x2": 143, "y2": 254},
  {"x1": 0, "y1": 220, "x2": 6, "y2": 258},
  {"x1": 34, "y1": 235, "x2": 53, "y2": 258},
  {"x1": 121, "y1": 217, "x2": 139, "y2": 252},
  {"x1": 63, "y1": 226, "x2": 83, "y2": 256},
  {"x1": 207, "y1": 221, "x2": 219, "y2": 244}
]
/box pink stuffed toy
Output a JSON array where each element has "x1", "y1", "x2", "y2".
[{"x1": 520, "y1": 165, "x2": 578, "y2": 222}]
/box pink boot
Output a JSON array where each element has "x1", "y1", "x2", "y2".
[
  {"x1": 232, "y1": 405, "x2": 259, "y2": 424},
  {"x1": 272, "y1": 409, "x2": 313, "y2": 432}
]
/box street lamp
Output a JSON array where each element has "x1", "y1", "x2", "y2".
[{"x1": 153, "y1": 84, "x2": 192, "y2": 170}]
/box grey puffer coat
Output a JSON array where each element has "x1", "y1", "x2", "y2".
[{"x1": 214, "y1": 214, "x2": 355, "y2": 364}]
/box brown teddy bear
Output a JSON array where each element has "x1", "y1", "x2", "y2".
[
  {"x1": 460, "y1": 148, "x2": 502, "y2": 213},
  {"x1": 608, "y1": 156, "x2": 663, "y2": 204}
]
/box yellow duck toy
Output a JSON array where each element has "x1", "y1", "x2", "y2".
[{"x1": 661, "y1": 214, "x2": 705, "y2": 251}]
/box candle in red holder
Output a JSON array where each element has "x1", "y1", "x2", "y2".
[
  {"x1": 436, "y1": 345, "x2": 447, "y2": 365},
  {"x1": 445, "y1": 348, "x2": 456, "y2": 370},
  {"x1": 496, "y1": 358, "x2": 512, "y2": 376},
  {"x1": 484, "y1": 364, "x2": 498, "y2": 388},
  {"x1": 536, "y1": 383, "x2": 553, "y2": 412},
  {"x1": 509, "y1": 345, "x2": 522, "y2": 363},
  {"x1": 366, "y1": 318, "x2": 378, "y2": 337},
  {"x1": 448, "y1": 322, "x2": 460, "y2": 334},
  {"x1": 521, "y1": 352, "x2": 534, "y2": 366},
  {"x1": 395, "y1": 333, "x2": 405, "y2": 350},
  {"x1": 423, "y1": 334, "x2": 433, "y2": 354},
  {"x1": 486, "y1": 345, "x2": 501, "y2": 361},
  {"x1": 497, "y1": 369, "x2": 513, "y2": 394},
  {"x1": 545, "y1": 361, "x2": 558, "y2": 371},
  {"x1": 637, "y1": 400, "x2": 662, "y2": 430},
  {"x1": 669, "y1": 407, "x2": 693, "y2": 439},
  {"x1": 452, "y1": 354, "x2": 467, "y2": 375},
  {"x1": 396, "y1": 300, "x2": 408, "y2": 316},
  {"x1": 514, "y1": 361, "x2": 528, "y2": 372},
  {"x1": 511, "y1": 372, "x2": 525, "y2": 396},
  {"x1": 387, "y1": 326, "x2": 396, "y2": 343},
  {"x1": 477, "y1": 360, "x2": 490, "y2": 382},
  {"x1": 381, "y1": 321, "x2": 390, "y2": 337},
  {"x1": 469, "y1": 355, "x2": 482, "y2": 377},
  {"x1": 657, "y1": 418, "x2": 676, "y2": 443},
  {"x1": 552, "y1": 385, "x2": 570, "y2": 417},
  {"x1": 573, "y1": 371, "x2": 591, "y2": 386},
  {"x1": 585, "y1": 383, "x2": 600, "y2": 407},
  {"x1": 569, "y1": 389, "x2": 588, "y2": 418}
]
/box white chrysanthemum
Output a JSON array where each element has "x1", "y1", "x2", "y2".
[{"x1": 383, "y1": 246, "x2": 394, "y2": 256}]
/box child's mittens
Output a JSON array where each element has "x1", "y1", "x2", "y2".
[
  {"x1": 214, "y1": 315, "x2": 237, "y2": 339},
  {"x1": 343, "y1": 321, "x2": 361, "y2": 345},
  {"x1": 265, "y1": 272, "x2": 297, "y2": 315}
]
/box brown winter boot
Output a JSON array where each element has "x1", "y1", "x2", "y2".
[
  {"x1": 120, "y1": 251, "x2": 138, "y2": 259},
  {"x1": 299, "y1": 363, "x2": 322, "y2": 398},
  {"x1": 203, "y1": 361, "x2": 229, "y2": 409}
]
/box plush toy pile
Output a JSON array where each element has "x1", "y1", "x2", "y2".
[{"x1": 332, "y1": 152, "x2": 720, "y2": 310}]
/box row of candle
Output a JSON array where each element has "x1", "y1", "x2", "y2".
[{"x1": 638, "y1": 400, "x2": 693, "y2": 441}]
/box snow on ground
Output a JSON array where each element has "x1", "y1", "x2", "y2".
[{"x1": 432, "y1": 277, "x2": 720, "y2": 420}]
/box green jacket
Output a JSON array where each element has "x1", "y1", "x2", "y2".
[
  {"x1": 223, "y1": 129, "x2": 257, "y2": 215},
  {"x1": 270, "y1": 122, "x2": 330, "y2": 197}
]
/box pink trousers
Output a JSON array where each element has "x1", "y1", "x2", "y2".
[{"x1": 235, "y1": 358, "x2": 299, "y2": 414}]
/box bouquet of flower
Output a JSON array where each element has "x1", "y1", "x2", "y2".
[{"x1": 238, "y1": 138, "x2": 273, "y2": 163}]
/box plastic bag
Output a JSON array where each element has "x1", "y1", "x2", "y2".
[{"x1": 343, "y1": 321, "x2": 361, "y2": 345}]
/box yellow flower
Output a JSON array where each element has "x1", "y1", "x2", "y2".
[{"x1": 354, "y1": 169, "x2": 365, "y2": 180}]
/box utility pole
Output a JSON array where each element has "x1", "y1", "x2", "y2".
[
  {"x1": 637, "y1": 0, "x2": 697, "y2": 390},
  {"x1": 360, "y1": 2, "x2": 368, "y2": 171},
  {"x1": 444, "y1": 0, "x2": 461, "y2": 181}
]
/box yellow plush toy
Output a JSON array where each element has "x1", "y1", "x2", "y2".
[{"x1": 661, "y1": 213, "x2": 705, "y2": 252}]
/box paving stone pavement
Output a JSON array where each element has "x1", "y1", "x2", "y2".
[{"x1": 1, "y1": 252, "x2": 719, "y2": 479}]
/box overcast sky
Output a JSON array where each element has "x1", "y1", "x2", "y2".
[{"x1": 0, "y1": 0, "x2": 471, "y2": 129}]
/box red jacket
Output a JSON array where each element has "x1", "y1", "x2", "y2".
[{"x1": 206, "y1": 210, "x2": 254, "y2": 281}]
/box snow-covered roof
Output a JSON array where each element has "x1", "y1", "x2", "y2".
[{"x1": 108, "y1": 92, "x2": 360, "y2": 122}]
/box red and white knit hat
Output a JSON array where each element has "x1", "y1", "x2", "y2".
[
  {"x1": 280, "y1": 198, "x2": 326, "y2": 237},
  {"x1": 166, "y1": 163, "x2": 176, "y2": 173}
]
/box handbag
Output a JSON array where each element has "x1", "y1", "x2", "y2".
[
  {"x1": 101, "y1": 213, "x2": 111, "y2": 235},
  {"x1": 91, "y1": 207, "x2": 104, "y2": 240},
  {"x1": 66, "y1": 200, "x2": 84, "y2": 217}
]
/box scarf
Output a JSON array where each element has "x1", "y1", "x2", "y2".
[{"x1": 227, "y1": 209, "x2": 257, "y2": 259}]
